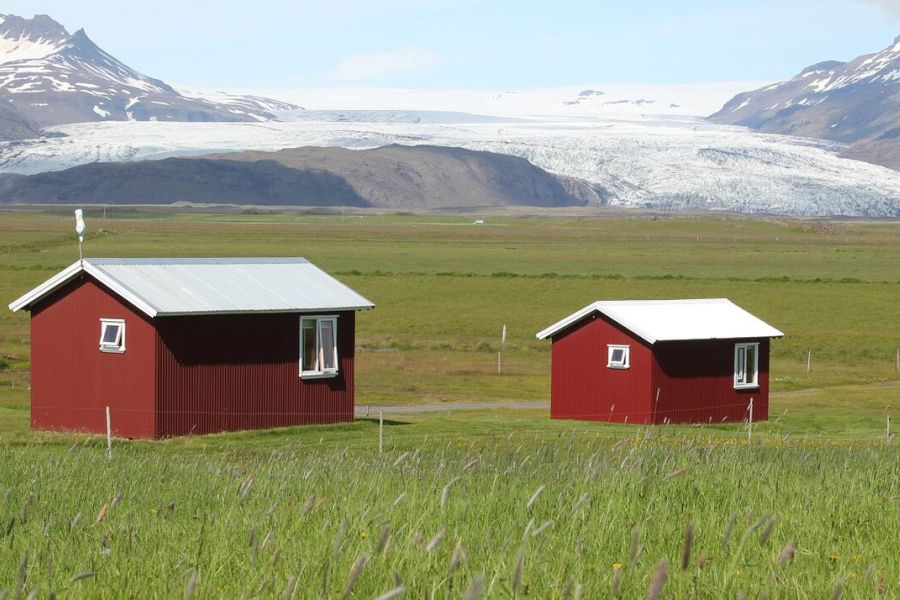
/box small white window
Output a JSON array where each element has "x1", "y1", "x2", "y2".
[
  {"x1": 300, "y1": 316, "x2": 338, "y2": 378},
  {"x1": 734, "y1": 342, "x2": 759, "y2": 389},
  {"x1": 607, "y1": 344, "x2": 630, "y2": 369},
  {"x1": 99, "y1": 318, "x2": 125, "y2": 353}
]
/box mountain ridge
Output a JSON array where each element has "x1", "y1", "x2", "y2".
[
  {"x1": 0, "y1": 14, "x2": 300, "y2": 139},
  {"x1": 710, "y1": 35, "x2": 900, "y2": 170}
]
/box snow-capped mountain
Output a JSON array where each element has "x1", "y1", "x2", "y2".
[
  {"x1": 0, "y1": 14, "x2": 299, "y2": 137},
  {"x1": 710, "y1": 35, "x2": 900, "y2": 170}
]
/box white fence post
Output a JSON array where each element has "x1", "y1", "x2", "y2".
[
  {"x1": 105, "y1": 406, "x2": 112, "y2": 459},
  {"x1": 806, "y1": 351, "x2": 811, "y2": 374},
  {"x1": 747, "y1": 398, "x2": 753, "y2": 444},
  {"x1": 379, "y1": 411, "x2": 384, "y2": 454}
]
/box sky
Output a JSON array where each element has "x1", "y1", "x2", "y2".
[{"x1": 4, "y1": 0, "x2": 899, "y2": 90}]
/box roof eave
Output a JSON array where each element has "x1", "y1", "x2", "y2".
[
  {"x1": 535, "y1": 301, "x2": 783, "y2": 344},
  {"x1": 152, "y1": 304, "x2": 376, "y2": 317},
  {"x1": 9, "y1": 260, "x2": 84, "y2": 313},
  {"x1": 536, "y1": 302, "x2": 661, "y2": 342}
]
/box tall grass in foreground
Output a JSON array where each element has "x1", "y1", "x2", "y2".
[{"x1": 0, "y1": 431, "x2": 898, "y2": 598}]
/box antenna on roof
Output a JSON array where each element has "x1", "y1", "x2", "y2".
[{"x1": 74, "y1": 209, "x2": 85, "y2": 267}]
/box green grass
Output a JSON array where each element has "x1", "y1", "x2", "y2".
[
  {"x1": 1, "y1": 416, "x2": 898, "y2": 598},
  {"x1": 0, "y1": 209, "x2": 898, "y2": 597}
]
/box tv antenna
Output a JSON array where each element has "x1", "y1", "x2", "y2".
[{"x1": 75, "y1": 209, "x2": 86, "y2": 266}]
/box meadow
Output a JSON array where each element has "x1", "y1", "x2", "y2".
[{"x1": 0, "y1": 209, "x2": 898, "y2": 598}]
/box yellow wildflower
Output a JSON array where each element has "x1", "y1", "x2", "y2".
[{"x1": 612, "y1": 563, "x2": 623, "y2": 571}]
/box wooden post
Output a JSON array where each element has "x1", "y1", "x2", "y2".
[
  {"x1": 806, "y1": 350, "x2": 811, "y2": 374},
  {"x1": 895, "y1": 348, "x2": 899, "y2": 373},
  {"x1": 747, "y1": 398, "x2": 753, "y2": 444},
  {"x1": 888, "y1": 415, "x2": 892, "y2": 445},
  {"x1": 497, "y1": 351, "x2": 501, "y2": 375},
  {"x1": 105, "y1": 406, "x2": 112, "y2": 459},
  {"x1": 379, "y1": 411, "x2": 384, "y2": 454}
]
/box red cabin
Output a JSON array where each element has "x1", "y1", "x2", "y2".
[
  {"x1": 536, "y1": 299, "x2": 783, "y2": 424},
  {"x1": 9, "y1": 258, "x2": 374, "y2": 438}
]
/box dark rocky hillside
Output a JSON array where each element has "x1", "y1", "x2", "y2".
[{"x1": 0, "y1": 144, "x2": 605, "y2": 209}]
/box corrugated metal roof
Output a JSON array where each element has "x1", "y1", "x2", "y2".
[
  {"x1": 536, "y1": 298, "x2": 783, "y2": 343},
  {"x1": 9, "y1": 258, "x2": 374, "y2": 318}
]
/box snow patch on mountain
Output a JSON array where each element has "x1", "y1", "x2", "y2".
[
  {"x1": 249, "y1": 82, "x2": 764, "y2": 119},
  {"x1": 0, "y1": 14, "x2": 67, "y2": 64}
]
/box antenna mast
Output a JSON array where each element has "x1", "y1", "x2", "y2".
[{"x1": 75, "y1": 209, "x2": 86, "y2": 267}]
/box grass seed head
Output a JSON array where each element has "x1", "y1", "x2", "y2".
[
  {"x1": 441, "y1": 478, "x2": 460, "y2": 509},
  {"x1": 681, "y1": 522, "x2": 694, "y2": 570},
  {"x1": 375, "y1": 586, "x2": 406, "y2": 600},
  {"x1": 512, "y1": 547, "x2": 526, "y2": 595},
  {"x1": 777, "y1": 542, "x2": 794, "y2": 566},
  {"x1": 463, "y1": 576, "x2": 486, "y2": 600},
  {"x1": 722, "y1": 514, "x2": 737, "y2": 550},
  {"x1": 393, "y1": 452, "x2": 409, "y2": 468},
  {"x1": 612, "y1": 570, "x2": 623, "y2": 597},
  {"x1": 830, "y1": 579, "x2": 843, "y2": 600},
  {"x1": 17, "y1": 551, "x2": 28, "y2": 598},
  {"x1": 376, "y1": 524, "x2": 391, "y2": 555},
  {"x1": 283, "y1": 575, "x2": 297, "y2": 600},
  {"x1": 647, "y1": 559, "x2": 667, "y2": 600},
  {"x1": 302, "y1": 496, "x2": 315, "y2": 517},
  {"x1": 183, "y1": 570, "x2": 198, "y2": 600},
  {"x1": 531, "y1": 520, "x2": 554, "y2": 539},
  {"x1": 629, "y1": 525, "x2": 642, "y2": 567},
  {"x1": 526, "y1": 485, "x2": 545, "y2": 509},
  {"x1": 759, "y1": 515, "x2": 776, "y2": 546},
  {"x1": 449, "y1": 540, "x2": 466, "y2": 574},
  {"x1": 69, "y1": 512, "x2": 82, "y2": 532},
  {"x1": 339, "y1": 555, "x2": 369, "y2": 600},
  {"x1": 662, "y1": 467, "x2": 687, "y2": 481},
  {"x1": 70, "y1": 571, "x2": 96, "y2": 583},
  {"x1": 426, "y1": 529, "x2": 446, "y2": 552}
]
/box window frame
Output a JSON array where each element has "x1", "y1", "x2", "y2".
[
  {"x1": 99, "y1": 318, "x2": 126, "y2": 353},
  {"x1": 607, "y1": 344, "x2": 630, "y2": 369},
  {"x1": 733, "y1": 342, "x2": 760, "y2": 390},
  {"x1": 299, "y1": 315, "x2": 339, "y2": 379}
]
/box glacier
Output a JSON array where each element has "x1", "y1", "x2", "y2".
[{"x1": 1, "y1": 114, "x2": 899, "y2": 217}]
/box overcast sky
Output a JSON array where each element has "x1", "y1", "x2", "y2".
[{"x1": 4, "y1": 0, "x2": 898, "y2": 89}]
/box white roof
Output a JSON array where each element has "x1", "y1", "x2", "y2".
[
  {"x1": 9, "y1": 258, "x2": 375, "y2": 318},
  {"x1": 536, "y1": 298, "x2": 783, "y2": 344}
]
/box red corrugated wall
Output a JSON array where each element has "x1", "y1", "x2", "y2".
[
  {"x1": 549, "y1": 314, "x2": 770, "y2": 425},
  {"x1": 652, "y1": 339, "x2": 769, "y2": 424},
  {"x1": 154, "y1": 311, "x2": 356, "y2": 437},
  {"x1": 30, "y1": 277, "x2": 156, "y2": 438},
  {"x1": 550, "y1": 313, "x2": 654, "y2": 424}
]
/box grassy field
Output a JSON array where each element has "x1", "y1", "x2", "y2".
[{"x1": 0, "y1": 209, "x2": 898, "y2": 597}]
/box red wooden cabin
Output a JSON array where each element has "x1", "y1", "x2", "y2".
[
  {"x1": 536, "y1": 299, "x2": 783, "y2": 424},
  {"x1": 9, "y1": 258, "x2": 374, "y2": 438}
]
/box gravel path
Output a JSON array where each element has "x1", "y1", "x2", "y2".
[
  {"x1": 355, "y1": 401, "x2": 549, "y2": 416},
  {"x1": 353, "y1": 380, "x2": 899, "y2": 416}
]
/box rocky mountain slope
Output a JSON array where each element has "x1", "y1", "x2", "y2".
[
  {"x1": 710, "y1": 36, "x2": 900, "y2": 170},
  {"x1": 0, "y1": 14, "x2": 299, "y2": 139},
  {"x1": 0, "y1": 144, "x2": 602, "y2": 209}
]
